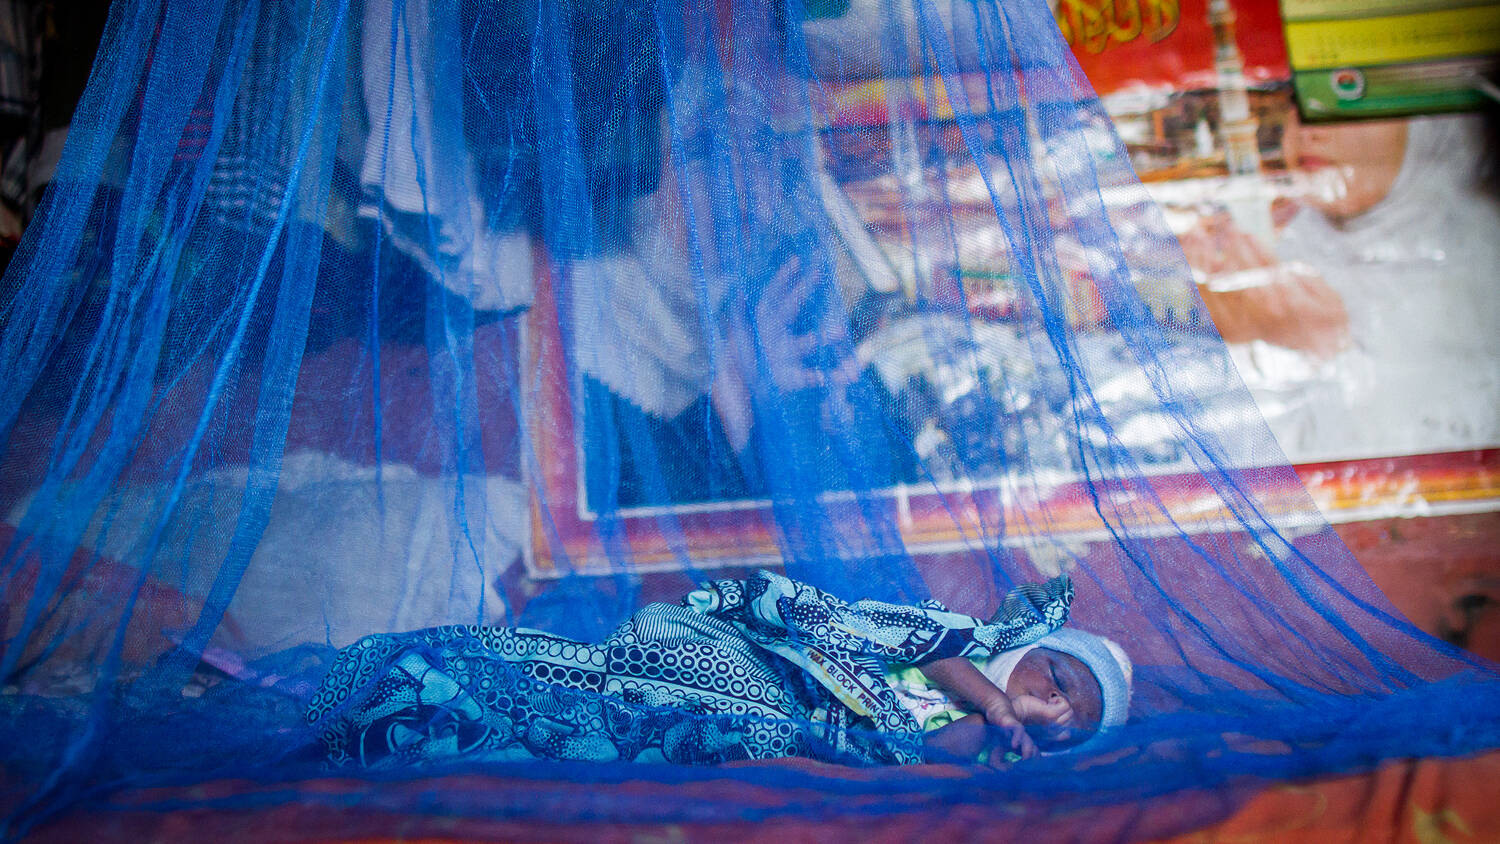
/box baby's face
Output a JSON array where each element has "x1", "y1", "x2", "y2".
[{"x1": 1005, "y1": 647, "x2": 1103, "y2": 749}]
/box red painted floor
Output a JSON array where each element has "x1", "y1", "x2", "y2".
[{"x1": 1337, "y1": 511, "x2": 1500, "y2": 663}]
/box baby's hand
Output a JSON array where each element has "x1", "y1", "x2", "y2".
[
  {"x1": 981, "y1": 696, "x2": 1037, "y2": 762},
  {"x1": 1010, "y1": 691, "x2": 1073, "y2": 726}
]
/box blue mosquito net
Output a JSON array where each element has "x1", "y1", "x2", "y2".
[{"x1": 2, "y1": 0, "x2": 1498, "y2": 838}]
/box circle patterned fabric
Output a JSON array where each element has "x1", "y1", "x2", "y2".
[{"x1": 308, "y1": 572, "x2": 1072, "y2": 767}]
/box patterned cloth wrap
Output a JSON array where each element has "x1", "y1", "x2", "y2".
[{"x1": 306, "y1": 571, "x2": 1073, "y2": 768}]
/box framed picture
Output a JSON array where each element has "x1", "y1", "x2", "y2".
[
  {"x1": 522, "y1": 262, "x2": 1500, "y2": 579},
  {"x1": 518, "y1": 59, "x2": 1500, "y2": 578}
]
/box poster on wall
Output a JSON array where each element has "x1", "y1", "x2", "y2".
[
  {"x1": 802, "y1": 0, "x2": 1498, "y2": 469},
  {"x1": 523, "y1": 0, "x2": 1500, "y2": 576},
  {"x1": 1063, "y1": 0, "x2": 1500, "y2": 482}
]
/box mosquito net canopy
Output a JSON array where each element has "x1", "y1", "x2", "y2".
[{"x1": 1, "y1": 0, "x2": 1497, "y2": 838}]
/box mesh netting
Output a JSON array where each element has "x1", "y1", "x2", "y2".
[{"x1": 1, "y1": 0, "x2": 1497, "y2": 839}]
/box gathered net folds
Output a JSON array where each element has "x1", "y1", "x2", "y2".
[{"x1": 1, "y1": 0, "x2": 1497, "y2": 839}]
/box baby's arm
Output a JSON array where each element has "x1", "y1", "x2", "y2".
[
  {"x1": 923, "y1": 713, "x2": 1031, "y2": 765},
  {"x1": 919, "y1": 656, "x2": 1005, "y2": 711},
  {"x1": 922, "y1": 713, "x2": 991, "y2": 764},
  {"x1": 919, "y1": 656, "x2": 1036, "y2": 759}
]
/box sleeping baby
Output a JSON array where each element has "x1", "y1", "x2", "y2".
[{"x1": 307, "y1": 572, "x2": 1130, "y2": 768}]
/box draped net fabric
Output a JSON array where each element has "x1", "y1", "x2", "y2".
[{"x1": 1, "y1": 0, "x2": 1497, "y2": 838}]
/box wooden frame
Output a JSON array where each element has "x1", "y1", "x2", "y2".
[{"x1": 519, "y1": 262, "x2": 1500, "y2": 578}]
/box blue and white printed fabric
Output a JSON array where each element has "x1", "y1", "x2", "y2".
[{"x1": 308, "y1": 573, "x2": 1071, "y2": 767}]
